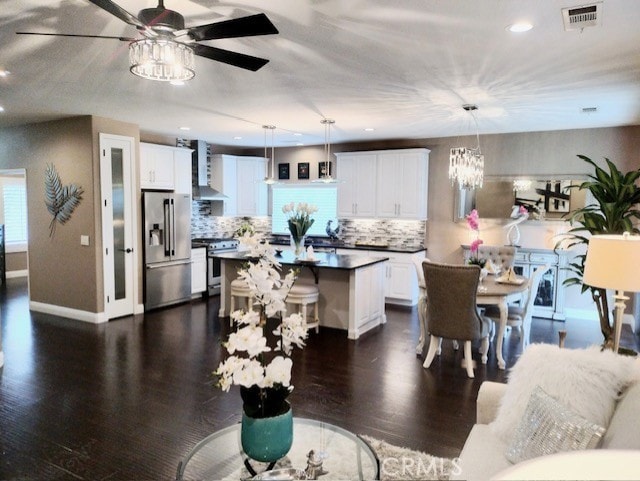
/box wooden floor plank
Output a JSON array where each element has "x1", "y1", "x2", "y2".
[{"x1": 0, "y1": 277, "x2": 637, "y2": 479}]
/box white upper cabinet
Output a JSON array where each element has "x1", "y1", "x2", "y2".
[
  {"x1": 173, "y1": 148, "x2": 193, "y2": 195},
  {"x1": 376, "y1": 149, "x2": 429, "y2": 219},
  {"x1": 140, "y1": 142, "x2": 177, "y2": 190},
  {"x1": 236, "y1": 157, "x2": 268, "y2": 216},
  {"x1": 211, "y1": 154, "x2": 267, "y2": 216},
  {"x1": 336, "y1": 148, "x2": 429, "y2": 220},
  {"x1": 335, "y1": 152, "x2": 377, "y2": 218}
]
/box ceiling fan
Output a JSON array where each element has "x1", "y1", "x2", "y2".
[{"x1": 16, "y1": 0, "x2": 279, "y2": 73}]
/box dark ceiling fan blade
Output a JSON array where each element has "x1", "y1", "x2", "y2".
[
  {"x1": 16, "y1": 31, "x2": 135, "y2": 41},
  {"x1": 187, "y1": 13, "x2": 278, "y2": 41},
  {"x1": 87, "y1": 0, "x2": 146, "y2": 29},
  {"x1": 192, "y1": 44, "x2": 269, "y2": 71}
]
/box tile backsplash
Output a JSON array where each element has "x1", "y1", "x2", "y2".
[{"x1": 191, "y1": 200, "x2": 425, "y2": 247}]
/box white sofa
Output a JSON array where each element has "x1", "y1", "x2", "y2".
[{"x1": 452, "y1": 345, "x2": 640, "y2": 481}]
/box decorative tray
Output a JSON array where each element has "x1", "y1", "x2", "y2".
[{"x1": 496, "y1": 276, "x2": 525, "y2": 285}]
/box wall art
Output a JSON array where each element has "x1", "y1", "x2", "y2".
[{"x1": 44, "y1": 163, "x2": 84, "y2": 237}]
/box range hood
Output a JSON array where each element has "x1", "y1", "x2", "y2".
[{"x1": 190, "y1": 140, "x2": 227, "y2": 201}]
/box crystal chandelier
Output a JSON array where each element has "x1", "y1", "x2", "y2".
[
  {"x1": 129, "y1": 38, "x2": 195, "y2": 82},
  {"x1": 449, "y1": 105, "x2": 484, "y2": 190},
  {"x1": 312, "y1": 118, "x2": 338, "y2": 183}
]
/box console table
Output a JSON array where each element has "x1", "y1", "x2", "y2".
[
  {"x1": 462, "y1": 246, "x2": 568, "y2": 320},
  {"x1": 176, "y1": 417, "x2": 380, "y2": 480}
]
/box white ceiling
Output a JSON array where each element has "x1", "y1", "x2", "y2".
[{"x1": 1, "y1": 0, "x2": 639, "y2": 148}]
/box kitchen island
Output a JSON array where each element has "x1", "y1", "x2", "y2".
[{"x1": 215, "y1": 251, "x2": 389, "y2": 340}]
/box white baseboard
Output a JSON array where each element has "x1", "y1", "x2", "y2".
[
  {"x1": 0, "y1": 351, "x2": 4, "y2": 367},
  {"x1": 6, "y1": 269, "x2": 28, "y2": 278},
  {"x1": 29, "y1": 301, "x2": 108, "y2": 324},
  {"x1": 134, "y1": 303, "x2": 145, "y2": 315}
]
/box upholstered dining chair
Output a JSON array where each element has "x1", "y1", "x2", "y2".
[
  {"x1": 482, "y1": 264, "x2": 550, "y2": 350},
  {"x1": 413, "y1": 257, "x2": 429, "y2": 355},
  {"x1": 477, "y1": 245, "x2": 517, "y2": 272},
  {"x1": 421, "y1": 261, "x2": 491, "y2": 378}
]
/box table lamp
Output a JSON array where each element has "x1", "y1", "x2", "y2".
[{"x1": 583, "y1": 233, "x2": 640, "y2": 352}]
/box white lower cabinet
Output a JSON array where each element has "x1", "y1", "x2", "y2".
[
  {"x1": 336, "y1": 248, "x2": 426, "y2": 306},
  {"x1": 191, "y1": 247, "x2": 207, "y2": 295}
]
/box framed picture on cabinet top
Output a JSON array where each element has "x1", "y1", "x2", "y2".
[
  {"x1": 278, "y1": 163, "x2": 290, "y2": 180},
  {"x1": 318, "y1": 161, "x2": 332, "y2": 178},
  {"x1": 297, "y1": 162, "x2": 310, "y2": 180}
]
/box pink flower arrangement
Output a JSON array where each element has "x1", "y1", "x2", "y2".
[{"x1": 466, "y1": 209, "x2": 485, "y2": 266}]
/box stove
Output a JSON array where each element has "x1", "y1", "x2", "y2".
[
  {"x1": 191, "y1": 237, "x2": 239, "y2": 295},
  {"x1": 192, "y1": 237, "x2": 239, "y2": 254}
]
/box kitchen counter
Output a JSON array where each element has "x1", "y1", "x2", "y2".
[
  {"x1": 216, "y1": 251, "x2": 388, "y2": 340},
  {"x1": 267, "y1": 237, "x2": 426, "y2": 254},
  {"x1": 213, "y1": 250, "x2": 389, "y2": 270}
]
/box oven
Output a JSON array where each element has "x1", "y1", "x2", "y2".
[{"x1": 192, "y1": 238, "x2": 239, "y2": 296}]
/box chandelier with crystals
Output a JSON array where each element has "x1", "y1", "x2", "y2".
[
  {"x1": 449, "y1": 105, "x2": 484, "y2": 190},
  {"x1": 129, "y1": 38, "x2": 195, "y2": 82}
]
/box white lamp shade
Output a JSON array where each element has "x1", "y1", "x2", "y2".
[{"x1": 583, "y1": 234, "x2": 640, "y2": 292}]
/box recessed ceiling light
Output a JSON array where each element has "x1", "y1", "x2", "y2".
[
  {"x1": 170, "y1": 80, "x2": 185, "y2": 86},
  {"x1": 233, "y1": 136, "x2": 242, "y2": 140},
  {"x1": 507, "y1": 22, "x2": 533, "y2": 33},
  {"x1": 0, "y1": 70, "x2": 10, "y2": 77},
  {"x1": 179, "y1": 126, "x2": 190, "y2": 131},
  {"x1": 364, "y1": 128, "x2": 375, "y2": 132},
  {"x1": 293, "y1": 132, "x2": 302, "y2": 136},
  {"x1": 296, "y1": 142, "x2": 304, "y2": 146},
  {"x1": 0, "y1": 106, "x2": 4, "y2": 112}
]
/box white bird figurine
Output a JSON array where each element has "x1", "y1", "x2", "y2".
[{"x1": 326, "y1": 220, "x2": 341, "y2": 240}]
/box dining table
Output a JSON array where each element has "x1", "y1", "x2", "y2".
[{"x1": 476, "y1": 274, "x2": 529, "y2": 369}]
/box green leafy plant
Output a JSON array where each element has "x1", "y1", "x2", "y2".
[
  {"x1": 558, "y1": 155, "x2": 640, "y2": 349},
  {"x1": 44, "y1": 163, "x2": 84, "y2": 237}
]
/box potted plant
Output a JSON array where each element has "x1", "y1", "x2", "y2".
[
  {"x1": 558, "y1": 155, "x2": 640, "y2": 350},
  {"x1": 214, "y1": 233, "x2": 307, "y2": 463}
]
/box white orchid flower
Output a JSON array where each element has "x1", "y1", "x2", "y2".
[{"x1": 265, "y1": 356, "x2": 293, "y2": 387}]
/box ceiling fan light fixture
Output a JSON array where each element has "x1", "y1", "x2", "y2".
[{"x1": 129, "y1": 38, "x2": 195, "y2": 82}]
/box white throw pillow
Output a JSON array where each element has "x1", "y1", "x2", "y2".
[{"x1": 489, "y1": 344, "x2": 636, "y2": 443}]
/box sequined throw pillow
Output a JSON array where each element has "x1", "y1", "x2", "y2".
[{"x1": 505, "y1": 386, "x2": 606, "y2": 464}]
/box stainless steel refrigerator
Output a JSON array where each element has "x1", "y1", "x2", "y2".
[{"x1": 143, "y1": 192, "x2": 192, "y2": 310}]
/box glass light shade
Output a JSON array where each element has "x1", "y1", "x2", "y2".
[
  {"x1": 449, "y1": 147, "x2": 484, "y2": 189},
  {"x1": 584, "y1": 234, "x2": 640, "y2": 292},
  {"x1": 129, "y1": 39, "x2": 195, "y2": 82}
]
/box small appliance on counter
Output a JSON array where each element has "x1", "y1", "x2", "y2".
[
  {"x1": 191, "y1": 237, "x2": 239, "y2": 295},
  {"x1": 143, "y1": 192, "x2": 192, "y2": 310}
]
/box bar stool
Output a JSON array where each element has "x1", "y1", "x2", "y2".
[
  {"x1": 230, "y1": 278, "x2": 255, "y2": 327},
  {"x1": 285, "y1": 283, "x2": 320, "y2": 333}
]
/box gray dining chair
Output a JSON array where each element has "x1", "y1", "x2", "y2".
[
  {"x1": 422, "y1": 261, "x2": 491, "y2": 378},
  {"x1": 483, "y1": 264, "x2": 550, "y2": 350},
  {"x1": 477, "y1": 245, "x2": 517, "y2": 272}
]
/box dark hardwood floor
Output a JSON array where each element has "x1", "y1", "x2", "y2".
[{"x1": 1, "y1": 277, "x2": 638, "y2": 480}]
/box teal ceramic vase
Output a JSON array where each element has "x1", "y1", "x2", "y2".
[{"x1": 241, "y1": 404, "x2": 293, "y2": 463}]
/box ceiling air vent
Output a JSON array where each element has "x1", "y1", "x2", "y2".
[{"x1": 562, "y1": 3, "x2": 602, "y2": 31}]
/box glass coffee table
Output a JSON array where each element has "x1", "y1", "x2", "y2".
[{"x1": 176, "y1": 417, "x2": 380, "y2": 480}]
